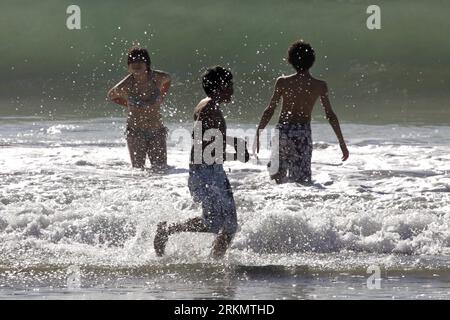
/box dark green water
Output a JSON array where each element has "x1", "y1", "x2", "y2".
[{"x1": 1, "y1": 0, "x2": 449, "y2": 124}]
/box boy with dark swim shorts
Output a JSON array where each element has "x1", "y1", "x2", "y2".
[
  {"x1": 154, "y1": 66, "x2": 249, "y2": 259},
  {"x1": 254, "y1": 40, "x2": 349, "y2": 183}
]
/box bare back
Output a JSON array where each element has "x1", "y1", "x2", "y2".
[
  {"x1": 277, "y1": 73, "x2": 326, "y2": 125},
  {"x1": 256, "y1": 70, "x2": 349, "y2": 162}
]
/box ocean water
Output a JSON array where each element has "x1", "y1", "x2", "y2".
[
  {"x1": 1, "y1": 0, "x2": 450, "y2": 123},
  {"x1": 0, "y1": 118, "x2": 449, "y2": 299},
  {"x1": 1, "y1": 0, "x2": 449, "y2": 300}
]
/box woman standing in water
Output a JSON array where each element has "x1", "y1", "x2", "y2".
[{"x1": 107, "y1": 47, "x2": 171, "y2": 170}]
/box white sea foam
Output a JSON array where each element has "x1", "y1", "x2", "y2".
[
  {"x1": 46, "y1": 124, "x2": 80, "y2": 135},
  {"x1": 0, "y1": 119, "x2": 449, "y2": 272}
]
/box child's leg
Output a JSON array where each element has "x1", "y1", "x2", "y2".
[
  {"x1": 211, "y1": 232, "x2": 233, "y2": 259},
  {"x1": 154, "y1": 165, "x2": 238, "y2": 258},
  {"x1": 148, "y1": 128, "x2": 167, "y2": 170},
  {"x1": 270, "y1": 167, "x2": 287, "y2": 184},
  {"x1": 126, "y1": 133, "x2": 147, "y2": 168},
  {"x1": 153, "y1": 217, "x2": 209, "y2": 257},
  {"x1": 167, "y1": 217, "x2": 209, "y2": 234},
  {"x1": 209, "y1": 173, "x2": 237, "y2": 258},
  {"x1": 289, "y1": 124, "x2": 312, "y2": 183}
]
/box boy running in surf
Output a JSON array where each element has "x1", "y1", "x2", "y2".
[{"x1": 154, "y1": 66, "x2": 249, "y2": 258}]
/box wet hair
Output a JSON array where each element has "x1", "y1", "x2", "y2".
[
  {"x1": 127, "y1": 47, "x2": 151, "y2": 72},
  {"x1": 202, "y1": 66, "x2": 233, "y2": 97},
  {"x1": 287, "y1": 40, "x2": 315, "y2": 71}
]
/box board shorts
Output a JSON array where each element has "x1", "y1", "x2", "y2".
[
  {"x1": 188, "y1": 164, "x2": 237, "y2": 234},
  {"x1": 268, "y1": 123, "x2": 313, "y2": 183}
]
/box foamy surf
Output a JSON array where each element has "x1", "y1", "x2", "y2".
[{"x1": 0, "y1": 118, "x2": 449, "y2": 298}]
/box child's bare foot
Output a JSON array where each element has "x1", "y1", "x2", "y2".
[
  {"x1": 154, "y1": 222, "x2": 168, "y2": 257},
  {"x1": 270, "y1": 173, "x2": 285, "y2": 184}
]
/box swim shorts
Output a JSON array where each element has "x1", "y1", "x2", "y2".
[
  {"x1": 188, "y1": 164, "x2": 237, "y2": 234},
  {"x1": 268, "y1": 123, "x2": 313, "y2": 183}
]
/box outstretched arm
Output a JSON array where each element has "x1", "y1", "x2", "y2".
[
  {"x1": 107, "y1": 74, "x2": 131, "y2": 107},
  {"x1": 254, "y1": 77, "x2": 283, "y2": 154},
  {"x1": 320, "y1": 82, "x2": 349, "y2": 161}
]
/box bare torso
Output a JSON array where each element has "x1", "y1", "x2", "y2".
[
  {"x1": 126, "y1": 70, "x2": 168, "y2": 130},
  {"x1": 256, "y1": 70, "x2": 349, "y2": 162},
  {"x1": 277, "y1": 73, "x2": 326, "y2": 125},
  {"x1": 190, "y1": 98, "x2": 227, "y2": 164}
]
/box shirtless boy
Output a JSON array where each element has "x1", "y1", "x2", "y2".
[
  {"x1": 154, "y1": 66, "x2": 249, "y2": 259},
  {"x1": 255, "y1": 40, "x2": 349, "y2": 183}
]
